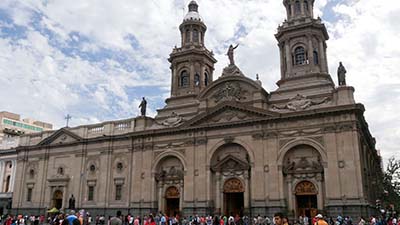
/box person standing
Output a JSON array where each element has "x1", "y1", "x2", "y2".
[
  {"x1": 314, "y1": 215, "x2": 328, "y2": 225},
  {"x1": 273, "y1": 213, "x2": 284, "y2": 225},
  {"x1": 109, "y1": 212, "x2": 122, "y2": 225}
]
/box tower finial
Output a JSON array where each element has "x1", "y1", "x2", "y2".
[{"x1": 188, "y1": 0, "x2": 198, "y2": 12}]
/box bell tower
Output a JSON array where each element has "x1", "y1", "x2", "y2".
[
  {"x1": 275, "y1": 0, "x2": 334, "y2": 90},
  {"x1": 168, "y1": 0, "x2": 217, "y2": 98}
]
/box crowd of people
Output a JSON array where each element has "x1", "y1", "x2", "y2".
[{"x1": 0, "y1": 211, "x2": 398, "y2": 225}]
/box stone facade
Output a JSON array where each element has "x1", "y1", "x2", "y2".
[{"x1": 12, "y1": 0, "x2": 381, "y2": 219}]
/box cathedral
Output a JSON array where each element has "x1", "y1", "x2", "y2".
[{"x1": 12, "y1": 0, "x2": 381, "y2": 219}]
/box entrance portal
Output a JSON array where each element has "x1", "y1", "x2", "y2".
[
  {"x1": 165, "y1": 186, "x2": 180, "y2": 216},
  {"x1": 52, "y1": 190, "x2": 63, "y2": 209},
  {"x1": 223, "y1": 178, "x2": 244, "y2": 216},
  {"x1": 295, "y1": 181, "x2": 318, "y2": 218}
]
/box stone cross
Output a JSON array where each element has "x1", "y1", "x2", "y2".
[{"x1": 65, "y1": 114, "x2": 72, "y2": 127}]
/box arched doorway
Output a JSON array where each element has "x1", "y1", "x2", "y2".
[
  {"x1": 282, "y1": 144, "x2": 325, "y2": 217},
  {"x1": 154, "y1": 156, "x2": 184, "y2": 215},
  {"x1": 223, "y1": 178, "x2": 244, "y2": 216},
  {"x1": 210, "y1": 143, "x2": 251, "y2": 215},
  {"x1": 295, "y1": 181, "x2": 318, "y2": 218},
  {"x1": 165, "y1": 186, "x2": 180, "y2": 217},
  {"x1": 52, "y1": 190, "x2": 63, "y2": 209}
]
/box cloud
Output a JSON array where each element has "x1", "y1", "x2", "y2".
[{"x1": 0, "y1": 0, "x2": 398, "y2": 163}]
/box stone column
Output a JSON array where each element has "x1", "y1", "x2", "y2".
[
  {"x1": 287, "y1": 176, "x2": 294, "y2": 211},
  {"x1": 10, "y1": 160, "x2": 17, "y2": 191},
  {"x1": 158, "y1": 183, "x2": 163, "y2": 212},
  {"x1": 290, "y1": 4, "x2": 295, "y2": 19},
  {"x1": 319, "y1": 40, "x2": 327, "y2": 73},
  {"x1": 244, "y1": 171, "x2": 250, "y2": 214},
  {"x1": 179, "y1": 181, "x2": 184, "y2": 211},
  {"x1": 215, "y1": 172, "x2": 221, "y2": 214},
  {"x1": 62, "y1": 186, "x2": 67, "y2": 210},
  {"x1": 285, "y1": 43, "x2": 292, "y2": 77},
  {"x1": 0, "y1": 161, "x2": 4, "y2": 192},
  {"x1": 316, "y1": 174, "x2": 323, "y2": 210},
  {"x1": 206, "y1": 169, "x2": 211, "y2": 204},
  {"x1": 308, "y1": 37, "x2": 313, "y2": 66}
]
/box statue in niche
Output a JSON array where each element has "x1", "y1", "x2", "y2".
[
  {"x1": 337, "y1": 62, "x2": 347, "y2": 86},
  {"x1": 227, "y1": 44, "x2": 239, "y2": 65},
  {"x1": 138, "y1": 97, "x2": 147, "y2": 116},
  {"x1": 68, "y1": 195, "x2": 75, "y2": 209}
]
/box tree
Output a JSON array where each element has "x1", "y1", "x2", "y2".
[{"x1": 382, "y1": 157, "x2": 400, "y2": 211}]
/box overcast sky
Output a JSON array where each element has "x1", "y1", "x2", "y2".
[{"x1": 0, "y1": 0, "x2": 399, "y2": 161}]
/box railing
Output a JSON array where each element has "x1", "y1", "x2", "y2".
[
  {"x1": 114, "y1": 122, "x2": 131, "y2": 131},
  {"x1": 88, "y1": 126, "x2": 104, "y2": 134},
  {"x1": 20, "y1": 118, "x2": 139, "y2": 146}
]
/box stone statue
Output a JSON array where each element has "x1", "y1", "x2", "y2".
[
  {"x1": 337, "y1": 62, "x2": 347, "y2": 86},
  {"x1": 227, "y1": 44, "x2": 239, "y2": 65},
  {"x1": 68, "y1": 194, "x2": 75, "y2": 209},
  {"x1": 138, "y1": 97, "x2": 147, "y2": 116}
]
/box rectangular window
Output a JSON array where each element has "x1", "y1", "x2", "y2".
[
  {"x1": 88, "y1": 186, "x2": 94, "y2": 201},
  {"x1": 115, "y1": 184, "x2": 122, "y2": 201},
  {"x1": 27, "y1": 188, "x2": 33, "y2": 202}
]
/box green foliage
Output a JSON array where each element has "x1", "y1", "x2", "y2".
[{"x1": 382, "y1": 157, "x2": 400, "y2": 210}]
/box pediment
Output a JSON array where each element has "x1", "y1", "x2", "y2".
[
  {"x1": 211, "y1": 155, "x2": 250, "y2": 172},
  {"x1": 198, "y1": 76, "x2": 268, "y2": 108},
  {"x1": 38, "y1": 128, "x2": 82, "y2": 146},
  {"x1": 185, "y1": 102, "x2": 278, "y2": 127}
]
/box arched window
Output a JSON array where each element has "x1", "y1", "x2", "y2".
[
  {"x1": 295, "y1": 47, "x2": 306, "y2": 65},
  {"x1": 180, "y1": 70, "x2": 189, "y2": 87},
  {"x1": 313, "y1": 50, "x2": 319, "y2": 65},
  {"x1": 304, "y1": 1, "x2": 309, "y2": 13},
  {"x1": 204, "y1": 72, "x2": 209, "y2": 86},
  {"x1": 295, "y1": 1, "x2": 301, "y2": 15},
  {"x1": 193, "y1": 29, "x2": 199, "y2": 43},
  {"x1": 194, "y1": 73, "x2": 200, "y2": 86},
  {"x1": 185, "y1": 30, "x2": 190, "y2": 43}
]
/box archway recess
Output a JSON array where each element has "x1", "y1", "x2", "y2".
[
  {"x1": 154, "y1": 156, "x2": 184, "y2": 215},
  {"x1": 223, "y1": 178, "x2": 244, "y2": 216},
  {"x1": 52, "y1": 190, "x2": 63, "y2": 209}
]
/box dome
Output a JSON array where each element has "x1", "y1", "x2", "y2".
[
  {"x1": 184, "y1": 11, "x2": 202, "y2": 21},
  {"x1": 183, "y1": 0, "x2": 202, "y2": 21}
]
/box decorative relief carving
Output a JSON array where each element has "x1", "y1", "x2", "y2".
[
  {"x1": 156, "y1": 112, "x2": 184, "y2": 127},
  {"x1": 338, "y1": 124, "x2": 353, "y2": 132},
  {"x1": 26, "y1": 161, "x2": 39, "y2": 179},
  {"x1": 252, "y1": 132, "x2": 264, "y2": 140},
  {"x1": 224, "y1": 136, "x2": 234, "y2": 143},
  {"x1": 223, "y1": 178, "x2": 244, "y2": 193},
  {"x1": 264, "y1": 165, "x2": 269, "y2": 173},
  {"x1": 212, "y1": 82, "x2": 247, "y2": 103},
  {"x1": 295, "y1": 181, "x2": 317, "y2": 195},
  {"x1": 210, "y1": 109, "x2": 250, "y2": 123},
  {"x1": 165, "y1": 186, "x2": 180, "y2": 198},
  {"x1": 195, "y1": 138, "x2": 207, "y2": 145},
  {"x1": 283, "y1": 156, "x2": 324, "y2": 179},
  {"x1": 264, "y1": 132, "x2": 278, "y2": 139},
  {"x1": 271, "y1": 94, "x2": 331, "y2": 112},
  {"x1": 155, "y1": 166, "x2": 184, "y2": 182}
]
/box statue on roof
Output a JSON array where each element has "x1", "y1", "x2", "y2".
[
  {"x1": 138, "y1": 97, "x2": 147, "y2": 116},
  {"x1": 337, "y1": 62, "x2": 347, "y2": 86},
  {"x1": 227, "y1": 44, "x2": 239, "y2": 65}
]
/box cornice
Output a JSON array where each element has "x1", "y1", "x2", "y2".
[{"x1": 17, "y1": 104, "x2": 368, "y2": 152}]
